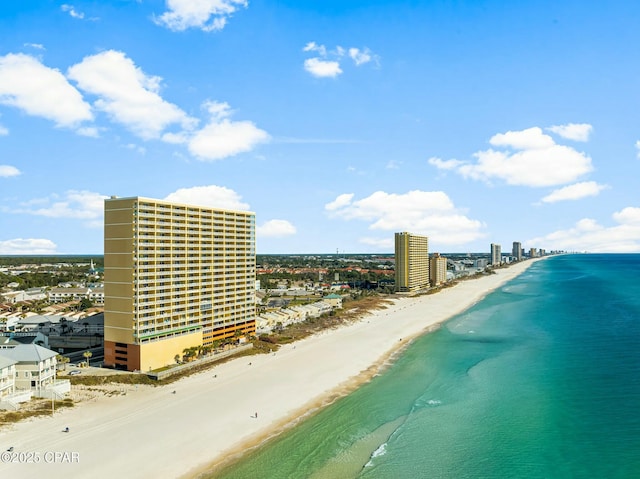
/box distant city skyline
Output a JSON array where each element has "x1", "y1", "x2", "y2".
[{"x1": 1, "y1": 1, "x2": 640, "y2": 255}]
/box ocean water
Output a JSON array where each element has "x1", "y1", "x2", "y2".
[{"x1": 211, "y1": 254, "x2": 640, "y2": 479}]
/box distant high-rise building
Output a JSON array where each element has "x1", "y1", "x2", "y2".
[
  {"x1": 530, "y1": 247, "x2": 538, "y2": 258},
  {"x1": 512, "y1": 242, "x2": 523, "y2": 261},
  {"x1": 491, "y1": 243, "x2": 502, "y2": 265},
  {"x1": 103, "y1": 196, "x2": 256, "y2": 371},
  {"x1": 395, "y1": 232, "x2": 429, "y2": 292},
  {"x1": 429, "y1": 253, "x2": 447, "y2": 286}
]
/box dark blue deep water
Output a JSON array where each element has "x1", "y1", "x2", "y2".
[{"x1": 212, "y1": 255, "x2": 640, "y2": 478}]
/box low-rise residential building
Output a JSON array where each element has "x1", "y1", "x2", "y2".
[
  {"x1": 0, "y1": 356, "x2": 17, "y2": 397},
  {"x1": 1, "y1": 287, "x2": 47, "y2": 304},
  {"x1": 256, "y1": 298, "x2": 343, "y2": 333},
  {"x1": 323, "y1": 293, "x2": 343, "y2": 309},
  {"x1": 48, "y1": 287, "x2": 91, "y2": 303},
  {"x1": 87, "y1": 287, "x2": 105, "y2": 305},
  {"x1": 0, "y1": 344, "x2": 57, "y2": 393},
  {"x1": 46, "y1": 285, "x2": 105, "y2": 305}
]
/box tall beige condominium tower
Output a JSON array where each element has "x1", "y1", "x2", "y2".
[
  {"x1": 429, "y1": 253, "x2": 447, "y2": 286},
  {"x1": 491, "y1": 243, "x2": 502, "y2": 265},
  {"x1": 395, "y1": 232, "x2": 429, "y2": 292},
  {"x1": 104, "y1": 196, "x2": 256, "y2": 371}
]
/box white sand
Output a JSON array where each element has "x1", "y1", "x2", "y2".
[{"x1": 0, "y1": 259, "x2": 542, "y2": 479}]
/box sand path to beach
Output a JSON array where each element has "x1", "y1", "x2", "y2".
[{"x1": 0, "y1": 259, "x2": 542, "y2": 479}]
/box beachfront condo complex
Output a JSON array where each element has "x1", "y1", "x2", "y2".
[
  {"x1": 512, "y1": 241, "x2": 523, "y2": 261},
  {"x1": 103, "y1": 196, "x2": 256, "y2": 371},
  {"x1": 395, "y1": 232, "x2": 430, "y2": 292},
  {"x1": 429, "y1": 253, "x2": 447, "y2": 286},
  {"x1": 491, "y1": 243, "x2": 502, "y2": 265}
]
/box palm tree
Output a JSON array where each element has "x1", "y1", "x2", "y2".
[
  {"x1": 57, "y1": 355, "x2": 70, "y2": 371},
  {"x1": 182, "y1": 347, "x2": 193, "y2": 362},
  {"x1": 83, "y1": 350, "x2": 93, "y2": 367}
]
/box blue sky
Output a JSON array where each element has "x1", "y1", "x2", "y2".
[{"x1": 1, "y1": 1, "x2": 639, "y2": 255}]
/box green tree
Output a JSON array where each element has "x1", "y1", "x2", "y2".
[
  {"x1": 83, "y1": 350, "x2": 93, "y2": 367},
  {"x1": 57, "y1": 355, "x2": 70, "y2": 371},
  {"x1": 79, "y1": 297, "x2": 93, "y2": 310}
]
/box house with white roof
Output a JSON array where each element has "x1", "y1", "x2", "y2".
[
  {"x1": 47, "y1": 287, "x2": 91, "y2": 303},
  {"x1": 1, "y1": 287, "x2": 47, "y2": 304},
  {"x1": 0, "y1": 344, "x2": 57, "y2": 393}
]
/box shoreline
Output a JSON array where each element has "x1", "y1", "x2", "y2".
[
  {"x1": 0, "y1": 258, "x2": 544, "y2": 479},
  {"x1": 197, "y1": 319, "x2": 446, "y2": 478},
  {"x1": 197, "y1": 260, "x2": 545, "y2": 477}
]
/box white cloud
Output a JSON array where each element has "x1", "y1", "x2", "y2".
[
  {"x1": 274, "y1": 137, "x2": 359, "y2": 145},
  {"x1": 528, "y1": 206, "x2": 640, "y2": 253},
  {"x1": 462, "y1": 147, "x2": 592, "y2": 187},
  {"x1": 303, "y1": 42, "x2": 327, "y2": 56},
  {"x1": 23, "y1": 43, "x2": 45, "y2": 50},
  {"x1": 547, "y1": 123, "x2": 593, "y2": 142},
  {"x1": 489, "y1": 127, "x2": 556, "y2": 150},
  {"x1": 124, "y1": 143, "x2": 146, "y2": 155},
  {"x1": 325, "y1": 190, "x2": 485, "y2": 245},
  {"x1": 427, "y1": 157, "x2": 465, "y2": 171},
  {"x1": 540, "y1": 181, "x2": 608, "y2": 203},
  {"x1": 68, "y1": 50, "x2": 195, "y2": 140},
  {"x1": 325, "y1": 193, "x2": 354, "y2": 212},
  {"x1": 303, "y1": 42, "x2": 378, "y2": 78},
  {"x1": 10, "y1": 190, "x2": 107, "y2": 227},
  {"x1": 304, "y1": 58, "x2": 342, "y2": 78},
  {"x1": 257, "y1": 219, "x2": 297, "y2": 238},
  {"x1": 1, "y1": 50, "x2": 271, "y2": 162},
  {"x1": 0, "y1": 165, "x2": 20, "y2": 177},
  {"x1": 359, "y1": 237, "x2": 393, "y2": 250},
  {"x1": 76, "y1": 126, "x2": 99, "y2": 137},
  {"x1": 386, "y1": 160, "x2": 401, "y2": 169},
  {"x1": 186, "y1": 100, "x2": 269, "y2": 160},
  {"x1": 164, "y1": 185, "x2": 250, "y2": 210},
  {"x1": 0, "y1": 238, "x2": 57, "y2": 255},
  {"x1": 348, "y1": 47, "x2": 373, "y2": 66},
  {"x1": 612, "y1": 206, "x2": 640, "y2": 225},
  {"x1": 430, "y1": 126, "x2": 593, "y2": 187},
  {"x1": 61, "y1": 4, "x2": 85, "y2": 19},
  {"x1": 0, "y1": 53, "x2": 93, "y2": 128},
  {"x1": 155, "y1": 0, "x2": 247, "y2": 32},
  {"x1": 635, "y1": 140, "x2": 640, "y2": 159}
]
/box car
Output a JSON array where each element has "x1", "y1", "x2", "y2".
[{"x1": 68, "y1": 370, "x2": 81, "y2": 375}]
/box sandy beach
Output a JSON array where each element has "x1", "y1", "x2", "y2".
[{"x1": 0, "y1": 259, "x2": 541, "y2": 479}]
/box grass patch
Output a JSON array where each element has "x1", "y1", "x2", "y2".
[
  {"x1": 69, "y1": 374, "x2": 159, "y2": 387},
  {"x1": 0, "y1": 398, "x2": 74, "y2": 428}
]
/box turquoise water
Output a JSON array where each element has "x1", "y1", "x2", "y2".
[{"x1": 211, "y1": 255, "x2": 640, "y2": 478}]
